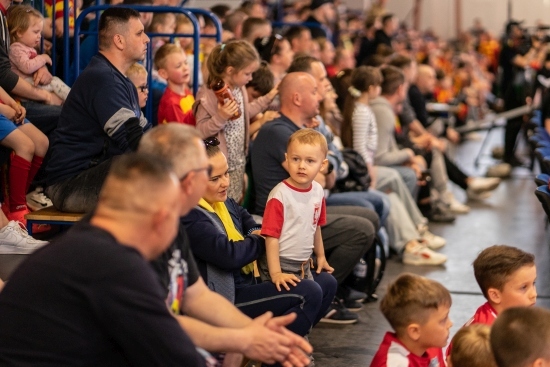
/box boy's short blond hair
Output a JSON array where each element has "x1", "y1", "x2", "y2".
[
  {"x1": 450, "y1": 324, "x2": 496, "y2": 367},
  {"x1": 380, "y1": 273, "x2": 451, "y2": 334},
  {"x1": 154, "y1": 43, "x2": 184, "y2": 70},
  {"x1": 175, "y1": 13, "x2": 192, "y2": 28},
  {"x1": 127, "y1": 63, "x2": 147, "y2": 79},
  {"x1": 491, "y1": 307, "x2": 550, "y2": 367},
  {"x1": 473, "y1": 245, "x2": 535, "y2": 299},
  {"x1": 287, "y1": 129, "x2": 328, "y2": 156}
]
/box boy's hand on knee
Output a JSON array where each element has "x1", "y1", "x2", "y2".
[
  {"x1": 271, "y1": 272, "x2": 300, "y2": 291},
  {"x1": 316, "y1": 256, "x2": 334, "y2": 274}
]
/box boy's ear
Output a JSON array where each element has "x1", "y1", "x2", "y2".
[
  {"x1": 406, "y1": 323, "x2": 421, "y2": 342},
  {"x1": 321, "y1": 158, "x2": 328, "y2": 172},
  {"x1": 157, "y1": 68, "x2": 168, "y2": 80},
  {"x1": 487, "y1": 287, "x2": 502, "y2": 305}
]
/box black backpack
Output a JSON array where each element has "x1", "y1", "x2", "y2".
[{"x1": 333, "y1": 148, "x2": 372, "y2": 193}]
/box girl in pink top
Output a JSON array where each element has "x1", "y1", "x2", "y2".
[{"x1": 7, "y1": 6, "x2": 70, "y2": 102}]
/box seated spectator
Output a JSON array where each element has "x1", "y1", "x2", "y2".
[
  {"x1": 303, "y1": 0, "x2": 335, "y2": 40},
  {"x1": 370, "y1": 273, "x2": 452, "y2": 366},
  {"x1": 356, "y1": 15, "x2": 380, "y2": 67},
  {"x1": 0, "y1": 0, "x2": 62, "y2": 139},
  {"x1": 241, "y1": 17, "x2": 272, "y2": 44},
  {"x1": 254, "y1": 34, "x2": 294, "y2": 85},
  {"x1": 223, "y1": 10, "x2": 248, "y2": 40},
  {"x1": 0, "y1": 86, "x2": 49, "y2": 224},
  {"x1": 245, "y1": 61, "x2": 279, "y2": 139},
  {"x1": 147, "y1": 12, "x2": 176, "y2": 56},
  {"x1": 491, "y1": 307, "x2": 550, "y2": 367},
  {"x1": 44, "y1": 7, "x2": 151, "y2": 213},
  {"x1": 154, "y1": 44, "x2": 195, "y2": 126},
  {"x1": 7, "y1": 6, "x2": 70, "y2": 101},
  {"x1": 239, "y1": 0, "x2": 267, "y2": 19},
  {"x1": 251, "y1": 72, "x2": 377, "y2": 322},
  {"x1": 317, "y1": 38, "x2": 336, "y2": 77},
  {"x1": 126, "y1": 62, "x2": 148, "y2": 109},
  {"x1": 332, "y1": 47, "x2": 356, "y2": 77},
  {"x1": 180, "y1": 136, "x2": 335, "y2": 336},
  {"x1": 175, "y1": 14, "x2": 202, "y2": 87},
  {"x1": 0, "y1": 153, "x2": 210, "y2": 365},
  {"x1": 285, "y1": 25, "x2": 312, "y2": 55},
  {"x1": 447, "y1": 324, "x2": 496, "y2": 367},
  {"x1": 372, "y1": 13, "x2": 397, "y2": 53},
  {"x1": 138, "y1": 124, "x2": 313, "y2": 366}
]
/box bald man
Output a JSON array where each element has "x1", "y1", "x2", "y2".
[
  {"x1": 45, "y1": 7, "x2": 151, "y2": 213},
  {"x1": 251, "y1": 72, "x2": 377, "y2": 323},
  {"x1": 140, "y1": 124, "x2": 313, "y2": 367},
  {"x1": 0, "y1": 153, "x2": 210, "y2": 366}
]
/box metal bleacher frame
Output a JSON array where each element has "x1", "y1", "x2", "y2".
[{"x1": 41, "y1": 0, "x2": 222, "y2": 124}]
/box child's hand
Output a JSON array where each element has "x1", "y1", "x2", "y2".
[
  {"x1": 315, "y1": 256, "x2": 334, "y2": 274},
  {"x1": 11, "y1": 104, "x2": 26, "y2": 124},
  {"x1": 218, "y1": 100, "x2": 239, "y2": 121},
  {"x1": 39, "y1": 54, "x2": 53, "y2": 66},
  {"x1": 266, "y1": 84, "x2": 279, "y2": 101},
  {"x1": 271, "y1": 272, "x2": 300, "y2": 292}
]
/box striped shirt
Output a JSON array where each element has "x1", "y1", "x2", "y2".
[{"x1": 352, "y1": 102, "x2": 378, "y2": 166}]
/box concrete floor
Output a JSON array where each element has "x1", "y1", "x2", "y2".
[{"x1": 0, "y1": 129, "x2": 546, "y2": 366}]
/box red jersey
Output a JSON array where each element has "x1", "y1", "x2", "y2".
[
  {"x1": 157, "y1": 87, "x2": 196, "y2": 126},
  {"x1": 370, "y1": 332, "x2": 446, "y2": 367},
  {"x1": 446, "y1": 302, "x2": 498, "y2": 356}
]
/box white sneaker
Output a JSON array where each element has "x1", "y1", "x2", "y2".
[
  {"x1": 26, "y1": 187, "x2": 53, "y2": 212},
  {"x1": 468, "y1": 177, "x2": 501, "y2": 194},
  {"x1": 467, "y1": 189, "x2": 493, "y2": 201},
  {"x1": 0, "y1": 221, "x2": 48, "y2": 254},
  {"x1": 420, "y1": 230, "x2": 446, "y2": 249},
  {"x1": 442, "y1": 191, "x2": 470, "y2": 214},
  {"x1": 486, "y1": 163, "x2": 512, "y2": 178},
  {"x1": 403, "y1": 241, "x2": 447, "y2": 266}
]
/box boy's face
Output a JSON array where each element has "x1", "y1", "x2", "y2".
[
  {"x1": 129, "y1": 72, "x2": 148, "y2": 108},
  {"x1": 246, "y1": 86, "x2": 262, "y2": 102},
  {"x1": 417, "y1": 305, "x2": 452, "y2": 350},
  {"x1": 285, "y1": 140, "x2": 327, "y2": 189},
  {"x1": 160, "y1": 51, "x2": 190, "y2": 87},
  {"x1": 491, "y1": 264, "x2": 537, "y2": 311}
]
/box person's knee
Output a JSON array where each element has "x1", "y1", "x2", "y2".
[
  {"x1": 33, "y1": 131, "x2": 49, "y2": 157},
  {"x1": 14, "y1": 134, "x2": 35, "y2": 160},
  {"x1": 294, "y1": 279, "x2": 323, "y2": 307},
  {"x1": 314, "y1": 272, "x2": 337, "y2": 297}
]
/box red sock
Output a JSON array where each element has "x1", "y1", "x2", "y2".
[
  {"x1": 9, "y1": 154, "x2": 31, "y2": 212},
  {"x1": 26, "y1": 155, "x2": 43, "y2": 193}
]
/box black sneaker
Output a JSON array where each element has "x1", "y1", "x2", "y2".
[
  {"x1": 319, "y1": 300, "x2": 359, "y2": 324},
  {"x1": 345, "y1": 287, "x2": 367, "y2": 302},
  {"x1": 343, "y1": 299, "x2": 363, "y2": 312}
]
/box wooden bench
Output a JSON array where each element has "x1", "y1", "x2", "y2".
[{"x1": 25, "y1": 207, "x2": 84, "y2": 235}]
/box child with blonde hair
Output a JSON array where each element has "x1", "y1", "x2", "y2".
[
  {"x1": 126, "y1": 63, "x2": 148, "y2": 109},
  {"x1": 260, "y1": 129, "x2": 335, "y2": 291},
  {"x1": 448, "y1": 324, "x2": 496, "y2": 367},
  {"x1": 7, "y1": 5, "x2": 71, "y2": 101},
  {"x1": 194, "y1": 40, "x2": 278, "y2": 201}
]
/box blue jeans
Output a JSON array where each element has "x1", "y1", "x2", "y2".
[
  {"x1": 389, "y1": 165, "x2": 418, "y2": 197},
  {"x1": 21, "y1": 101, "x2": 61, "y2": 137},
  {"x1": 326, "y1": 189, "x2": 390, "y2": 226},
  {"x1": 234, "y1": 272, "x2": 337, "y2": 336}
]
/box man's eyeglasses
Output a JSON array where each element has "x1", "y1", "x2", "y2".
[
  {"x1": 179, "y1": 164, "x2": 213, "y2": 181},
  {"x1": 204, "y1": 136, "x2": 220, "y2": 148},
  {"x1": 137, "y1": 85, "x2": 148, "y2": 93}
]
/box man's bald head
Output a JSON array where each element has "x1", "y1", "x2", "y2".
[
  {"x1": 279, "y1": 72, "x2": 316, "y2": 104},
  {"x1": 416, "y1": 64, "x2": 436, "y2": 93},
  {"x1": 139, "y1": 124, "x2": 204, "y2": 177},
  {"x1": 279, "y1": 72, "x2": 319, "y2": 119}
]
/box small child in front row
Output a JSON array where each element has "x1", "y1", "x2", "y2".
[
  {"x1": 491, "y1": 306, "x2": 550, "y2": 367},
  {"x1": 154, "y1": 44, "x2": 195, "y2": 126},
  {"x1": 370, "y1": 273, "x2": 452, "y2": 367},
  {"x1": 260, "y1": 129, "x2": 334, "y2": 290},
  {"x1": 127, "y1": 63, "x2": 148, "y2": 109},
  {"x1": 446, "y1": 244, "x2": 537, "y2": 356},
  {"x1": 447, "y1": 324, "x2": 496, "y2": 367},
  {"x1": 7, "y1": 5, "x2": 71, "y2": 102}
]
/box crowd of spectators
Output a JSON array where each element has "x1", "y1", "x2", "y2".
[{"x1": 0, "y1": 0, "x2": 546, "y2": 365}]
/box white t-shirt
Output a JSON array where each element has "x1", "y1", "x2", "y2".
[{"x1": 261, "y1": 180, "x2": 327, "y2": 261}]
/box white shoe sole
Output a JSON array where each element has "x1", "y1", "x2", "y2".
[
  {"x1": 0, "y1": 244, "x2": 35, "y2": 255},
  {"x1": 403, "y1": 256, "x2": 447, "y2": 266}
]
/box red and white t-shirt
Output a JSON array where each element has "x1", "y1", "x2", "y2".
[
  {"x1": 446, "y1": 302, "x2": 498, "y2": 356},
  {"x1": 370, "y1": 332, "x2": 445, "y2": 367},
  {"x1": 261, "y1": 180, "x2": 326, "y2": 261}
]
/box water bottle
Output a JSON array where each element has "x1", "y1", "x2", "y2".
[{"x1": 353, "y1": 258, "x2": 367, "y2": 279}]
